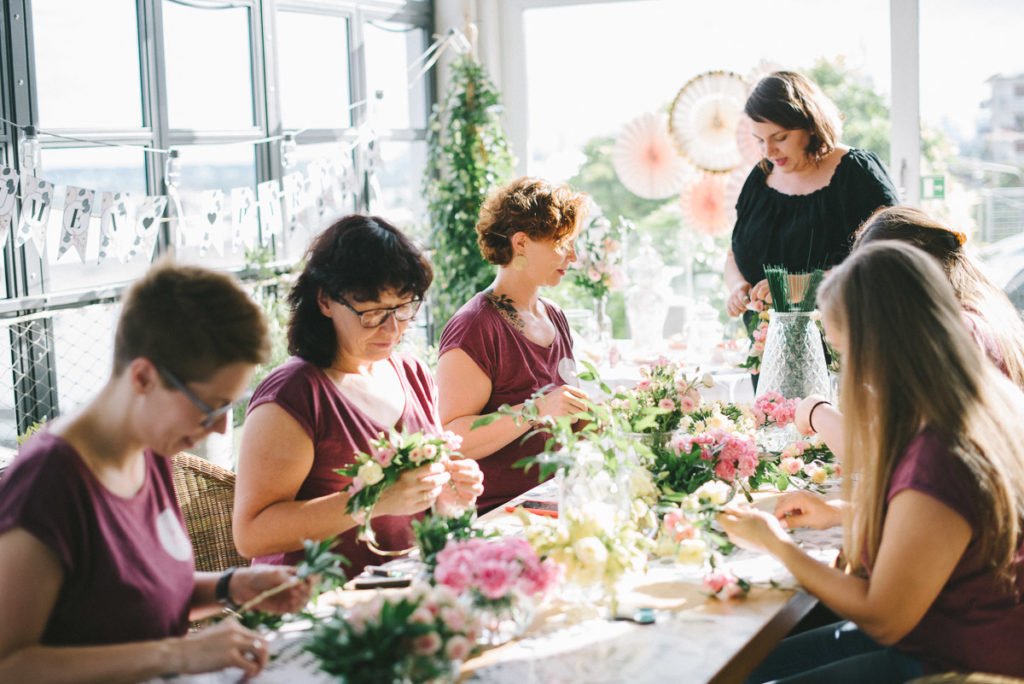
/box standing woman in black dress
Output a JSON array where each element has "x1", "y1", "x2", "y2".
[{"x1": 725, "y1": 71, "x2": 899, "y2": 321}]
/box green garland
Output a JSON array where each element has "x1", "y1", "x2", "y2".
[{"x1": 423, "y1": 55, "x2": 515, "y2": 340}]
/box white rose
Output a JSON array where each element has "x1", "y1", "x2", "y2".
[
  {"x1": 695, "y1": 480, "x2": 732, "y2": 507},
  {"x1": 676, "y1": 538, "x2": 709, "y2": 565},
  {"x1": 702, "y1": 372, "x2": 715, "y2": 388},
  {"x1": 573, "y1": 537, "x2": 608, "y2": 568},
  {"x1": 357, "y1": 461, "x2": 385, "y2": 486}
]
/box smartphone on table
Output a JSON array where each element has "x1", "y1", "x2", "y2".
[{"x1": 504, "y1": 499, "x2": 559, "y2": 517}]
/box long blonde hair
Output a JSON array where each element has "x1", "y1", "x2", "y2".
[
  {"x1": 818, "y1": 242, "x2": 1024, "y2": 577},
  {"x1": 854, "y1": 205, "x2": 1024, "y2": 387}
]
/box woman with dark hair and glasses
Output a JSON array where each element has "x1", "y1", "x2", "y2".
[
  {"x1": 0, "y1": 260, "x2": 310, "y2": 681},
  {"x1": 233, "y1": 215, "x2": 482, "y2": 575}
]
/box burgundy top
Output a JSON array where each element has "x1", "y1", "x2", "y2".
[
  {"x1": 962, "y1": 309, "x2": 1010, "y2": 380},
  {"x1": 439, "y1": 293, "x2": 577, "y2": 512},
  {"x1": 0, "y1": 433, "x2": 195, "y2": 645},
  {"x1": 247, "y1": 355, "x2": 438, "y2": 574},
  {"x1": 885, "y1": 428, "x2": 1024, "y2": 675}
]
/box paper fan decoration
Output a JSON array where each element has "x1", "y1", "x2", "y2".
[
  {"x1": 669, "y1": 71, "x2": 750, "y2": 173},
  {"x1": 680, "y1": 172, "x2": 733, "y2": 236},
  {"x1": 735, "y1": 114, "x2": 761, "y2": 168},
  {"x1": 612, "y1": 112, "x2": 690, "y2": 199}
]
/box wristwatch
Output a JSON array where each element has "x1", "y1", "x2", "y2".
[{"x1": 215, "y1": 567, "x2": 240, "y2": 611}]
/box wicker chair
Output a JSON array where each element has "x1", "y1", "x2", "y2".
[{"x1": 171, "y1": 453, "x2": 248, "y2": 573}]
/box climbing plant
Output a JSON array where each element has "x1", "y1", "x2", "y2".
[{"x1": 423, "y1": 54, "x2": 515, "y2": 340}]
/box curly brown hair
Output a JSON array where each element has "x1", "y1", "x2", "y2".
[{"x1": 475, "y1": 177, "x2": 588, "y2": 265}]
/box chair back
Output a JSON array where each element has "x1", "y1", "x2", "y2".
[{"x1": 171, "y1": 453, "x2": 248, "y2": 573}]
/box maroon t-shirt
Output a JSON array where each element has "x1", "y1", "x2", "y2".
[
  {"x1": 439, "y1": 293, "x2": 577, "y2": 512},
  {"x1": 0, "y1": 433, "x2": 195, "y2": 645},
  {"x1": 886, "y1": 428, "x2": 1024, "y2": 675},
  {"x1": 962, "y1": 309, "x2": 1010, "y2": 380},
  {"x1": 247, "y1": 355, "x2": 438, "y2": 574}
]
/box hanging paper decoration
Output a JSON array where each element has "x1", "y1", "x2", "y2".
[
  {"x1": 612, "y1": 112, "x2": 690, "y2": 200},
  {"x1": 57, "y1": 186, "x2": 96, "y2": 263},
  {"x1": 198, "y1": 189, "x2": 225, "y2": 256},
  {"x1": 735, "y1": 114, "x2": 761, "y2": 169},
  {"x1": 230, "y1": 186, "x2": 257, "y2": 253},
  {"x1": 669, "y1": 70, "x2": 750, "y2": 173},
  {"x1": 15, "y1": 175, "x2": 55, "y2": 252},
  {"x1": 0, "y1": 167, "x2": 19, "y2": 247},
  {"x1": 363, "y1": 136, "x2": 383, "y2": 208},
  {"x1": 679, "y1": 172, "x2": 732, "y2": 236},
  {"x1": 315, "y1": 159, "x2": 344, "y2": 218},
  {"x1": 281, "y1": 172, "x2": 306, "y2": 232},
  {"x1": 98, "y1": 191, "x2": 132, "y2": 263},
  {"x1": 256, "y1": 180, "x2": 283, "y2": 245},
  {"x1": 127, "y1": 195, "x2": 168, "y2": 262}
]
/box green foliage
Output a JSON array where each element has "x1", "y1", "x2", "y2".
[
  {"x1": 807, "y1": 57, "x2": 892, "y2": 165},
  {"x1": 424, "y1": 55, "x2": 515, "y2": 340},
  {"x1": 16, "y1": 419, "x2": 47, "y2": 446},
  {"x1": 411, "y1": 509, "x2": 491, "y2": 570}
]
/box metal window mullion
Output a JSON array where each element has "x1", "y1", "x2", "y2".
[
  {"x1": 7, "y1": 0, "x2": 59, "y2": 430},
  {"x1": 139, "y1": 0, "x2": 173, "y2": 254},
  {"x1": 350, "y1": 6, "x2": 370, "y2": 212}
]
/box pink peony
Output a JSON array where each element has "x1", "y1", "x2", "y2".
[
  {"x1": 714, "y1": 459, "x2": 736, "y2": 481},
  {"x1": 475, "y1": 560, "x2": 515, "y2": 600}
]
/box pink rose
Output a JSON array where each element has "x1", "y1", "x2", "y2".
[
  {"x1": 412, "y1": 632, "x2": 442, "y2": 656},
  {"x1": 635, "y1": 379, "x2": 652, "y2": 391},
  {"x1": 658, "y1": 398, "x2": 676, "y2": 411},
  {"x1": 440, "y1": 606, "x2": 465, "y2": 633},
  {"x1": 410, "y1": 607, "x2": 434, "y2": 625},
  {"x1": 714, "y1": 459, "x2": 736, "y2": 481},
  {"x1": 476, "y1": 560, "x2": 515, "y2": 600},
  {"x1": 445, "y1": 635, "x2": 472, "y2": 661},
  {"x1": 349, "y1": 476, "x2": 364, "y2": 494},
  {"x1": 780, "y1": 457, "x2": 804, "y2": 475},
  {"x1": 372, "y1": 447, "x2": 396, "y2": 467},
  {"x1": 442, "y1": 431, "x2": 463, "y2": 452},
  {"x1": 703, "y1": 571, "x2": 729, "y2": 594},
  {"x1": 679, "y1": 395, "x2": 697, "y2": 413},
  {"x1": 421, "y1": 443, "x2": 438, "y2": 460}
]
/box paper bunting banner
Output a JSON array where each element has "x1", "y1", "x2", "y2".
[
  {"x1": 98, "y1": 191, "x2": 133, "y2": 264},
  {"x1": 57, "y1": 186, "x2": 95, "y2": 263},
  {"x1": 281, "y1": 172, "x2": 306, "y2": 232},
  {"x1": 15, "y1": 175, "x2": 55, "y2": 253},
  {"x1": 127, "y1": 195, "x2": 168, "y2": 261},
  {"x1": 230, "y1": 186, "x2": 257, "y2": 253},
  {"x1": 0, "y1": 167, "x2": 18, "y2": 247},
  {"x1": 613, "y1": 112, "x2": 690, "y2": 199},
  {"x1": 314, "y1": 160, "x2": 344, "y2": 218},
  {"x1": 257, "y1": 180, "x2": 283, "y2": 245},
  {"x1": 198, "y1": 189, "x2": 225, "y2": 256}
]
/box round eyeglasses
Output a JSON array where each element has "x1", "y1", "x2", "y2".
[
  {"x1": 336, "y1": 297, "x2": 422, "y2": 328},
  {"x1": 158, "y1": 365, "x2": 235, "y2": 429}
]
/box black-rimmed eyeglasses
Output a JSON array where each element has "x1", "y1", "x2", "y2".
[
  {"x1": 158, "y1": 365, "x2": 235, "y2": 429},
  {"x1": 336, "y1": 297, "x2": 422, "y2": 328}
]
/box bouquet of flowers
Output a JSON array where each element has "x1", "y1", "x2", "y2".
[
  {"x1": 608, "y1": 359, "x2": 713, "y2": 436},
  {"x1": 337, "y1": 430, "x2": 464, "y2": 545},
  {"x1": 305, "y1": 582, "x2": 476, "y2": 684},
  {"x1": 652, "y1": 403, "x2": 760, "y2": 500},
  {"x1": 653, "y1": 480, "x2": 735, "y2": 563},
  {"x1": 752, "y1": 391, "x2": 798, "y2": 430},
  {"x1": 434, "y1": 537, "x2": 559, "y2": 646},
  {"x1": 572, "y1": 211, "x2": 633, "y2": 300},
  {"x1": 412, "y1": 509, "x2": 490, "y2": 571},
  {"x1": 770, "y1": 438, "x2": 838, "y2": 491}
]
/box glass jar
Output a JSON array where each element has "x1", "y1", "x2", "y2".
[{"x1": 755, "y1": 311, "x2": 830, "y2": 400}]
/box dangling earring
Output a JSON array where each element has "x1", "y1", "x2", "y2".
[{"x1": 512, "y1": 254, "x2": 527, "y2": 271}]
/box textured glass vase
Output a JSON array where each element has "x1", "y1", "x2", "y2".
[
  {"x1": 473, "y1": 593, "x2": 536, "y2": 647},
  {"x1": 755, "y1": 312, "x2": 830, "y2": 400}
]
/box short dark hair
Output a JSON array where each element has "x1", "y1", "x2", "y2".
[
  {"x1": 287, "y1": 215, "x2": 433, "y2": 367},
  {"x1": 745, "y1": 71, "x2": 842, "y2": 171},
  {"x1": 114, "y1": 258, "x2": 270, "y2": 382}
]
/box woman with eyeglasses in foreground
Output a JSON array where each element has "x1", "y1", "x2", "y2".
[
  {"x1": 0, "y1": 261, "x2": 311, "y2": 682},
  {"x1": 233, "y1": 215, "x2": 483, "y2": 575},
  {"x1": 435, "y1": 177, "x2": 591, "y2": 513},
  {"x1": 719, "y1": 242, "x2": 1024, "y2": 682}
]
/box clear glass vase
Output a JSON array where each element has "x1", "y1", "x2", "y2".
[
  {"x1": 755, "y1": 312, "x2": 830, "y2": 400},
  {"x1": 593, "y1": 294, "x2": 612, "y2": 343},
  {"x1": 473, "y1": 592, "x2": 536, "y2": 647}
]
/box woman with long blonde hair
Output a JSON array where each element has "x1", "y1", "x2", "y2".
[{"x1": 721, "y1": 242, "x2": 1024, "y2": 682}]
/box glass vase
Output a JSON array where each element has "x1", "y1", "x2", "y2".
[
  {"x1": 473, "y1": 592, "x2": 536, "y2": 647},
  {"x1": 593, "y1": 293, "x2": 612, "y2": 343},
  {"x1": 755, "y1": 312, "x2": 830, "y2": 401}
]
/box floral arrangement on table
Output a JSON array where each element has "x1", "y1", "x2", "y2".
[
  {"x1": 337, "y1": 429, "x2": 465, "y2": 544},
  {"x1": 434, "y1": 537, "x2": 560, "y2": 645},
  {"x1": 751, "y1": 391, "x2": 798, "y2": 430},
  {"x1": 770, "y1": 438, "x2": 838, "y2": 491},
  {"x1": 605, "y1": 358, "x2": 714, "y2": 436},
  {"x1": 412, "y1": 508, "x2": 492, "y2": 571},
  {"x1": 520, "y1": 500, "x2": 651, "y2": 612},
  {"x1": 571, "y1": 210, "x2": 634, "y2": 300},
  {"x1": 305, "y1": 582, "x2": 477, "y2": 684}
]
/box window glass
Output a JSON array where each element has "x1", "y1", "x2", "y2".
[
  {"x1": 363, "y1": 22, "x2": 429, "y2": 130},
  {"x1": 276, "y1": 11, "x2": 352, "y2": 129},
  {"x1": 372, "y1": 140, "x2": 428, "y2": 243},
  {"x1": 33, "y1": 0, "x2": 142, "y2": 129},
  {"x1": 920, "y1": 0, "x2": 1024, "y2": 307},
  {"x1": 173, "y1": 143, "x2": 257, "y2": 270},
  {"x1": 40, "y1": 146, "x2": 150, "y2": 292},
  {"x1": 163, "y1": 1, "x2": 255, "y2": 129},
  {"x1": 281, "y1": 142, "x2": 358, "y2": 259},
  {"x1": 53, "y1": 303, "x2": 119, "y2": 418},
  {"x1": 0, "y1": 325, "x2": 17, "y2": 450}
]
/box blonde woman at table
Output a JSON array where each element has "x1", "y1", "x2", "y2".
[
  {"x1": 720, "y1": 242, "x2": 1024, "y2": 683},
  {"x1": 436, "y1": 178, "x2": 591, "y2": 513},
  {"x1": 233, "y1": 216, "x2": 483, "y2": 576},
  {"x1": 0, "y1": 261, "x2": 311, "y2": 683}
]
